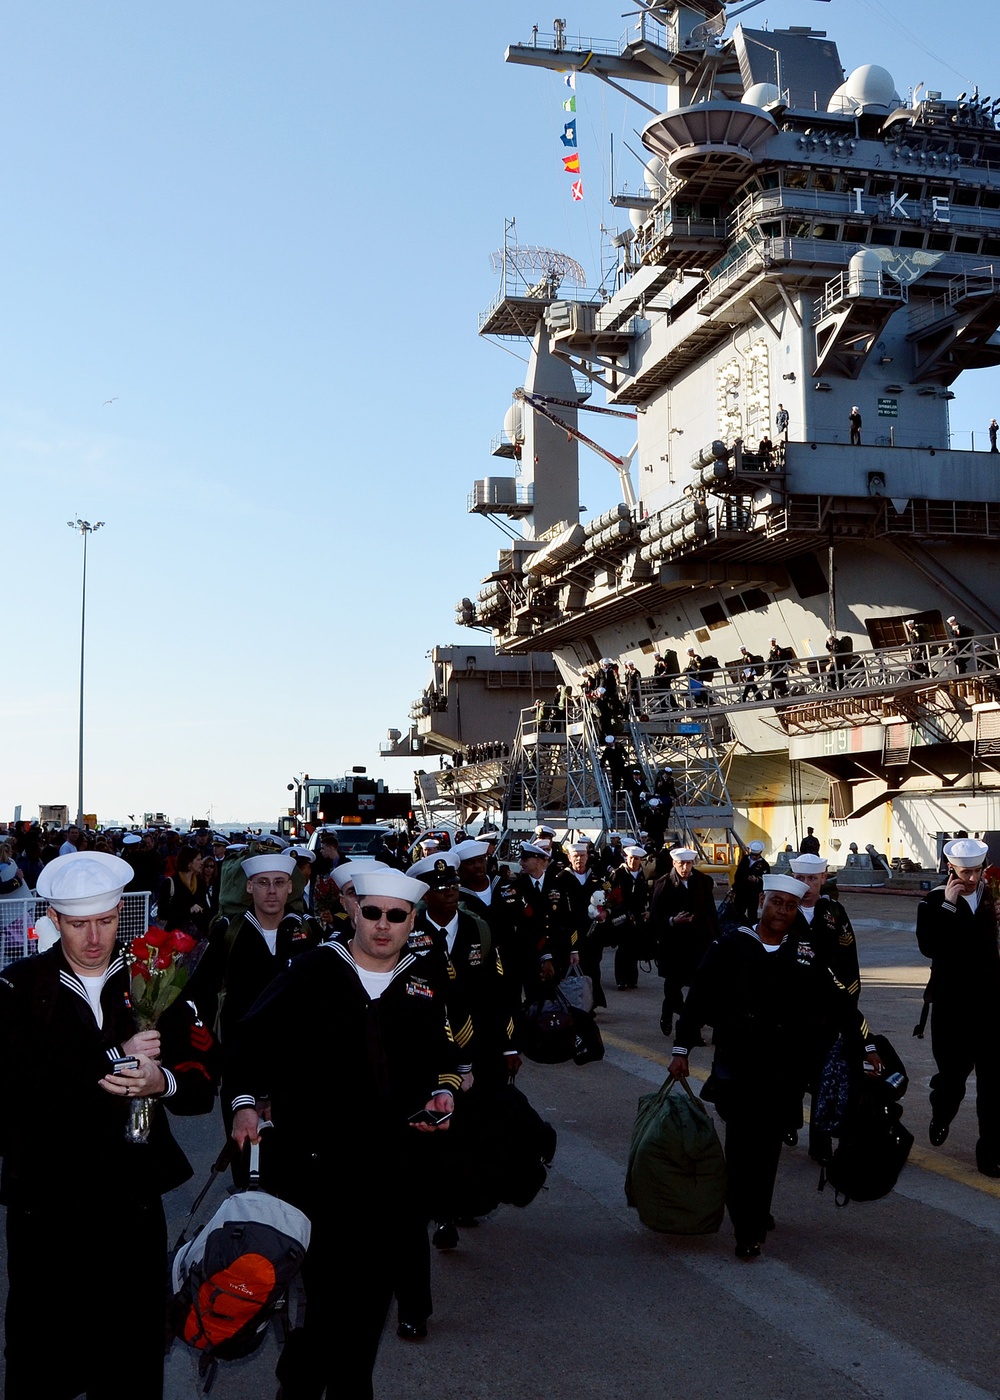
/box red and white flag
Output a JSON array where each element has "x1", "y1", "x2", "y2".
[{"x1": 571, "y1": 179, "x2": 584, "y2": 201}]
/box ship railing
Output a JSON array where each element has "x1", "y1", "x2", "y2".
[
  {"x1": 814, "y1": 268, "x2": 908, "y2": 322},
  {"x1": 631, "y1": 632, "x2": 1000, "y2": 720},
  {"x1": 512, "y1": 28, "x2": 627, "y2": 57},
  {"x1": 908, "y1": 265, "x2": 998, "y2": 332},
  {"x1": 730, "y1": 187, "x2": 1000, "y2": 234}
]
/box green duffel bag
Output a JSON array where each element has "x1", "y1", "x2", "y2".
[{"x1": 625, "y1": 1075, "x2": 727, "y2": 1234}]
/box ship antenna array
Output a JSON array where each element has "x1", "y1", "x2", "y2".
[{"x1": 490, "y1": 244, "x2": 587, "y2": 298}]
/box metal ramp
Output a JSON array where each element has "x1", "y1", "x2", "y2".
[{"x1": 500, "y1": 696, "x2": 740, "y2": 860}]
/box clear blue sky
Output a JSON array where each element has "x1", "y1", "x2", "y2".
[{"x1": 3, "y1": 0, "x2": 998, "y2": 826}]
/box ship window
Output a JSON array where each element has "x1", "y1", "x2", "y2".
[
  {"x1": 953, "y1": 188, "x2": 978, "y2": 206},
  {"x1": 784, "y1": 170, "x2": 809, "y2": 189},
  {"x1": 871, "y1": 178, "x2": 895, "y2": 195},
  {"x1": 870, "y1": 228, "x2": 897, "y2": 246},
  {"x1": 812, "y1": 224, "x2": 838, "y2": 240},
  {"x1": 700, "y1": 202, "x2": 721, "y2": 219},
  {"x1": 725, "y1": 594, "x2": 747, "y2": 617},
  {"x1": 899, "y1": 230, "x2": 925, "y2": 248},
  {"x1": 790, "y1": 221, "x2": 811, "y2": 238},
  {"x1": 864, "y1": 610, "x2": 944, "y2": 649},
  {"x1": 900, "y1": 183, "x2": 924, "y2": 201},
  {"x1": 785, "y1": 552, "x2": 828, "y2": 600},
  {"x1": 761, "y1": 222, "x2": 782, "y2": 238},
  {"x1": 955, "y1": 236, "x2": 981, "y2": 253},
  {"x1": 928, "y1": 233, "x2": 953, "y2": 251},
  {"x1": 760, "y1": 172, "x2": 780, "y2": 190},
  {"x1": 984, "y1": 239, "x2": 1000, "y2": 256},
  {"x1": 740, "y1": 588, "x2": 770, "y2": 610},
  {"x1": 843, "y1": 224, "x2": 867, "y2": 242},
  {"x1": 700, "y1": 602, "x2": 729, "y2": 630},
  {"x1": 811, "y1": 172, "x2": 837, "y2": 192},
  {"x1": 982, "y1": 191, "x2": 1000, "y2": 209}
]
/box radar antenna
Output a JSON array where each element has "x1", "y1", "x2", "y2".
[{"x1": 489, "y1": 242, "x2": 587, "y2": 296}]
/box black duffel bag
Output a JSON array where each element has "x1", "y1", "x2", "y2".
[
  {"x1": 819, "y1": 1034, "x2": 913, "y2": 1205},
  {"x1": 521, "y1": 991, "x2": 576, "y2": 1064}
]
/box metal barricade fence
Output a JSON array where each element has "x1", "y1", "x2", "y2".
[{"x1": 0, "y1": 891, "x2": 152, "y2": 966}]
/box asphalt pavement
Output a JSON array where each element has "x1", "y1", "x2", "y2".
[{"x1": 5, "y1": 891, "x2": 1000, "y2": 1398}]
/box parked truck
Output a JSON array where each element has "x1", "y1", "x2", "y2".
[{"x1": 279, "y1": 769, "x2": 412, "y2": 841}]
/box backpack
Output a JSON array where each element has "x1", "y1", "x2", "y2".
[
  {"x1": 700, "y1": 656, "x2": 719, "y2": 681},
  {"x1": 170, "y1": 1140, "x2": 311, "y2": 1365},
  {"x1": 217, "y1": 839, "x2": 308, "y2": 920},
  {"x1": 818, "y1": 1035, "x2": 913, "y2": 1204},
  {"x1": 625, "y1": 1075, "x2": 727, "y2": 1234}
]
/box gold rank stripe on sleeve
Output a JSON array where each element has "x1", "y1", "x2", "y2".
[
  {"x1": 444, "y1": 1018, "x2": 455, "y2": 1043},
  {"x1": 438, "y1": 1071, "x2": 463, "y2": 1093},
  {"x1": 506, "y1": 1016, "x2": 515, "y2": 1041},
  {"x1": 453, "y1": 1016, "x2": 474, "y2": 1049}
]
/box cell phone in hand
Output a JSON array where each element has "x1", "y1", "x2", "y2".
[
  {"x1": 110, "y1": 1056, "x2": 139, "y2": 1073},
  {"x1": 407, "y1": 1108, "x2": 453, "y2": 1126}
]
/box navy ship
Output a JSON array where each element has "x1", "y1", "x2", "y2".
[{"x1": 450, "y1": 1, "x2": 1000, "y2": 872}]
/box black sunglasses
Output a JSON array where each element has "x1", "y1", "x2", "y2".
[{"x1": 358, "y1": 904, "x2": 410, "y2": 924}]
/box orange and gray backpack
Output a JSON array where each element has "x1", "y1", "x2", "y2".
[{"x1": 170, "y1": 1139, "x2": 311, "y2": 1370}]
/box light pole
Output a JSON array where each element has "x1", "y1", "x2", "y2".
[{"x1": 67, "y1": 518, "x2": 105, "y2": 827}]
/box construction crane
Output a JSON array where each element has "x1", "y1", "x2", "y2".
[{"x1": 514, "y1": 388, "x2": 640, "y2": 510}]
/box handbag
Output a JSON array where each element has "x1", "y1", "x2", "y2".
[
  {"x1": 521, "y1": 992, "x2": 576, "y2": 1064},
  {"x1": 558, "y1": 964, "x2": 594, "y2": 1014}
]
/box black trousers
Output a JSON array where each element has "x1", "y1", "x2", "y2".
[
  {"x1": 714, "y1": 1085, "x2": 789, "y2": 1247},
  {"x1": 276, "y1": 1211, "x2": 396, "y2": 1400},
  {"x1": 579, "y1": 936, "x2": 607, "y2": 1007},
  {"x1": 929, "y1": 1003, "x2": 1000, "y2": 1156},
  {"x1": 5, "y1": 1196, "x2": 166, "y2": 1400}
]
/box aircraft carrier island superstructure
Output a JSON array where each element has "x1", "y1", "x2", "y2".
[{"x1": 455, "y1": 1, "x2": 1000, "y2": 869}]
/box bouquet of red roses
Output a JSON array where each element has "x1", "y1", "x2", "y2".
[
  {"x1": 127, "y1": 926, "x2": 201, "y2": 1030},
  {"x1": 122, "y1": 927, "x2": 205, "y2": 1141}
]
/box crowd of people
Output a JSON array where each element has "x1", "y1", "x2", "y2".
[{"x1": 2, "y1": 815, "x2": 998, "y2": 1397}]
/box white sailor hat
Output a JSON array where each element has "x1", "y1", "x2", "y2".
[
  {"x1": 947, "y1": 615, "x2": 958, "y2": 624},
  {"x1": 748, "y1": 840, "x2": 765, "y2": 853},
  {"x1": 242, "y1": 853, "x2": 297, "y2": 878},
  {"x1": 608, "y1": 830, "x2": 621, "y2": 840},
  {"x1": 671, "y1": 847, "x2": 698, "y2": 862},
  {"x1": 763, "y1": 873, "x2": 808, "y2": 897},
  {"x1": 768, "y1": 635, "x2": 778, "y2": 643},
  {"x1": 457, "y1": 840, "x2": 490, "y2": 861},
  {"x1": 648, "y1": 797, "x2": 661, "y2": 807},
  {"x1": 330, "y1": 860, "x2": 388, "y2": 890},
  {"x1": 604, "y1": 734, "x2": 615, "y2": 744},
  {"x1": 519, "y1": 841, "x2": 550, "y2": 859},
  {"x1": 36, "y1": 852, "x2": 133, "y2": 916},
  {"x1": 663, "y1": 766, "x2": 672, "y2": 773},
  {"x1": 351, "y1": 869, "x2": 428, "y2": 904},
  {"x1": 943, "y1": 838, "x2": 989, "y2": 867},
  {"x1": 288, "y1": 846, "x2": 316, "y2": 864},
  {"x1": 687, "y1": 648, "x2": 696, "y2": 655},
  {"x1": 624, "y1": 845, "x2": 647, "y2": 859},
  {"x1": 409, "y1": 850, "x2": 461, "y2": 885},
  {"x1": 595, "y1": 687, "x2": 606, "y2": 697},
  {"x1": 420, "y1": 838, "x2": 441, "y2": 852},
  {"x1": 790, "y1": 853, "x2": 828, "y2": 874},
  {"x1": 122, "y1": 833, "x2": 141, "y2": 846},
  {"x1": 572, "y1": 840, "x2": 590, "y2": 853},
  {"x1": 535, "y1": 824, "x2": 557, "y2": 838}
]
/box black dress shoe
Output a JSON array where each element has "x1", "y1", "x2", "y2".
[
  {"x1": 396, "y1": 1319, "x2": 427, "y2": 1341},
  {"x1": 976, "y1": 1155, "x2": 1000, "y2": 1179},
  {"x1": 929, "y1": 1119, "x2": 949, "y2": 1147},
  {"x1": 432, "y1": 1221, "x2": 459, "y2": 1250},
  {"x1": 735, "y1": 1241, "x2": 761, "y2": 1261},
  {"x1": 783, "y1": 1129, "x2": 799, "y2": 1147}
]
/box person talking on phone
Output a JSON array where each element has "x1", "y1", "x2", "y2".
[
  {"x1": 916, "y1": 837, "x2": 1000, "y2": 1178},
  {"x1": 228, "y1": 867, "x2": 462, "y2": 1400}
]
